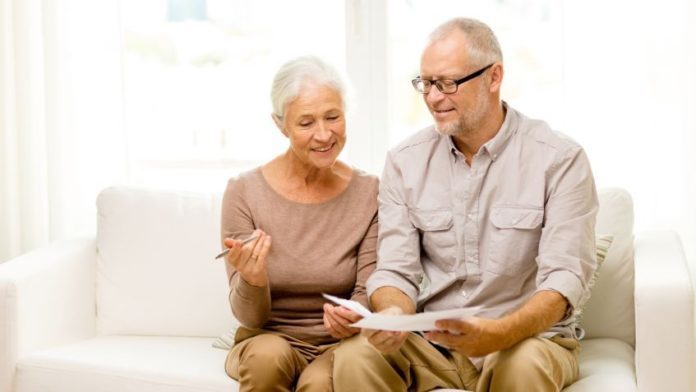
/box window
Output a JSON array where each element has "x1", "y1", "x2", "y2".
[
  {"x1": 121, "y1": 0, "x2": 345, "y2": 190},
  {"x1": 386, "y1": 0, "x2": 564, "y2": 147},
  {"x1": 121, "y1": 0, "x2": 564, "y2": 184}
]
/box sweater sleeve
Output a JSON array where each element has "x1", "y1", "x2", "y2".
[
  {"x1": 351, "y1": 211, "x2": 378, "y2": 309},
  {"x1": 220, "y1": 176, "x2": 271, "y2": 328}
]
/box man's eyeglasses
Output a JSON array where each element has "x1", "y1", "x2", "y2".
[{"x1": 411, "y1": 63, "x2": 494, "y2": 94}]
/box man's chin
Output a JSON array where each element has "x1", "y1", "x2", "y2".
[{"x1": 434, "y1": 122, "x2": 461, "y2": 136}]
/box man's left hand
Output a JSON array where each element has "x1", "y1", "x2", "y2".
[{"x1": 424, "y1": 317, "x2": 510, "y2": 357}]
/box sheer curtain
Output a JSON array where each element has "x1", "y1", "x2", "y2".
[
  {"x1": 561, "y1": 0, "x2": 696, "y2": 264},
  {"x1": 0, "y1": 0, "x2": 127, "y2": 262}
]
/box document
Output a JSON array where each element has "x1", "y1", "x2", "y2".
[
  {"x1": 322, "y1": 293, "x2": 474, "y2": 332},
  {"x1": 322, "y1": 293, "x2": 372, "y2": 317}
]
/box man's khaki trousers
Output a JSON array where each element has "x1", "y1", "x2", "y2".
[{"x1": 332, "y1": 333, "x2": 579, "y2": 392}]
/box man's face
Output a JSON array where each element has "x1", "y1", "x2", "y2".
[{"x1": 420, "y1": 31, "x2": 491, "y2": 136}]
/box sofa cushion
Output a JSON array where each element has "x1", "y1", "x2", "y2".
[
  {"x1": 583, "y1": 188, "x2": 635, "y2": 345},
  {"x1": 564, "y1": 338, "x2": 636, "y2": 391},
  {"x1": 573, "y1": 235, "x2": 613, "y2": 327},
  {"x1": 96, "y1": 187, "x2": 236, "y2": 337},
  {"x1": 14, "y1": 336, "x2": 632, "y2": 392},
  {"x1": 15, "y1": 336, "x2": 238, "y2": 392}
]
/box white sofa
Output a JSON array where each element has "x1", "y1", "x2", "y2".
[{"x1": 0, "y1": 187, "x2": 693, "y2": 392}]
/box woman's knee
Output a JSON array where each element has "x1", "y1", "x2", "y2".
[{"x1": 232, "y1": 334, "x2": 304, "y2": 385}]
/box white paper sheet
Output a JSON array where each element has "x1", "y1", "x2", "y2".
[
  {"x1": 321, "y1": 293, "x2": 372, "y2": 317},
  {"x1": 322, "y1": 293, "x2": 474, "y2": 331},
  {"x1": 352, "y1": 308, "x2": 474, "y2": 331}
]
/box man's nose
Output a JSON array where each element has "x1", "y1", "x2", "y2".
[{"x1": 425, "y1": 86, "x2": 445, "y2": 105}]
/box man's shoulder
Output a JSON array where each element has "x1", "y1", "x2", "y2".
[
  {"x1": 515, "y1": 111, "x2": 582, "y2": 155},
  {"x1": 389, "y1": 126, "x2": 441, "y2": 157}
]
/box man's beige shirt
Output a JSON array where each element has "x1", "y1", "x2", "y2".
[{"x1": 367, "y1": 103, "x2": 598, "y2": 340}]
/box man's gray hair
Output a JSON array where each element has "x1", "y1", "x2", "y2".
[
  {"x1": 270, "y1": 55, "x2": 346, "y2": 119},
  {"x1": 429, "y1": 18, "x2": 503, "y2": 66}
]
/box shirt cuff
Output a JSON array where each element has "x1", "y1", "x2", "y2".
[
  {"x1": 366, "y1": 269, "x2": 420, "y2": 307},
  {"x1": 535, "y1": 270, "x2": 585, "y2": 312}
]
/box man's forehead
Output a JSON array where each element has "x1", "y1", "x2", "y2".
[{"x1": 421, "y1": 32, "x2": 472, "y2": 72}]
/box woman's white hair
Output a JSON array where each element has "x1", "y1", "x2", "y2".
[
  {"x1": 428, "y1": 17, "x2": 503, "y2": 66},
  {"x1": 270, "y1": 55, "x2": 347, "y2": 120}
]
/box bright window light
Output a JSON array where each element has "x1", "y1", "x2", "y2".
[
  {"x1": 120, "y1": 0, "x2": 345, "y2": 190},
  {"x1": 386, "y1": 0, "x2": 563, "y2": 146}
]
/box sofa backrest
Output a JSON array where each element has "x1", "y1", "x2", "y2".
[
  {"x1": 96, "y1": 186, "x2": 235, "y2": 337},
  {"x1": 583, "y1": 188, "x2": 635, "y2": 346},
  {"x1": 95, "y1": 186, "x2": 636, "y2": 343}
]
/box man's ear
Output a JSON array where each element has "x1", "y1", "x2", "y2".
[
  {"x1": 488, "y1": 63, "x2": 504, "y2": 93},
  {"x1": 272, "y1": 114, "x2": 288, "y2": 137}
]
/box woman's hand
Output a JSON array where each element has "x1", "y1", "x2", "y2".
[
  {"x1": 224, "y1": 230, "x2": 272, "y2": 287},
  {"x1": 323, "y1": 304, "x2": 362, "y2": 339}
]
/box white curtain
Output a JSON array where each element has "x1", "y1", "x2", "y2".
[
  {"x1": 0, "y1": 0, "x2": 127, "y2": 262},
  {"x1": 561, "y1": 0, "x2": 696, "y2": 264}
]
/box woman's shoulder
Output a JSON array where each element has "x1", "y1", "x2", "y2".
[
  {"x1": 349, "y1": 166, "x2": 379, "y2": 192},
  {"x1": 224, "y1": 167, "x2": 264, "y2": 196},
  {"x1": 340, "y1": 166, "x2": 378, "y2": 211}
]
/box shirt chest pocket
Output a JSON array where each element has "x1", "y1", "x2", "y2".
[
  {"x1": 408, "y1": 209, "x2": 456, "y2": 270},
  {"x1": 487, "y1": 206, "x2": 543, "y2": 276}
]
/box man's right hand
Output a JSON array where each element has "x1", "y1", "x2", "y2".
[{"x1": 361, "y1": 306, "x2": 410, "y2": 353}]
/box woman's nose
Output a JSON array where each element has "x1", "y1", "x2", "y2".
[{"x1": 314, "y1": 123, "x2": 332, "y2": 141}]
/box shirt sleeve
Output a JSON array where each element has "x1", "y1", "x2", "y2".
[
  {"x1": 220, "y1": 176, "x2": 271, "y2": 328},
  {"x1": 366, "y1": 151, "x2": 424, "y2": 306},
  {"x1": 535, "y1": 146, "x2": 599, "y2": 314}
]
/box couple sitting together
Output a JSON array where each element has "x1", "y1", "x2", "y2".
[{"x1": 219, "y1": 17, "x2": 598, "y2": 392}]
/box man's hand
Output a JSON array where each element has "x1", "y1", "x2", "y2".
[
  {"x1": 323, "y1": 304, "x2": 362, "y2": 339},
  {"x1": 361, "y1": 306, "x2": 410, "y2": 353},
  {"x1": 425, "y1": 317, "x2": 509, "y2": 357},
  {"x1": 426, "y1": 291, "x2": 569, "y2": 357}
]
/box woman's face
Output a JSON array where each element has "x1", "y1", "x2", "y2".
[{"x1": 279, "y1": 83, "x2": 346, "y2": 170}]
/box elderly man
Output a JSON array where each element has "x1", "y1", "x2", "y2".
[{"x1": 332, "y1": 17, "x2": 598, "y2": 392}]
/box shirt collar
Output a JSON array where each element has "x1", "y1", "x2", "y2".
[
  {"x1": 481, "y1": 101, "x2": 516, "y2": 162},
  {"x1": 445, "y1": 101, "x2": 517, "y2": 161}
]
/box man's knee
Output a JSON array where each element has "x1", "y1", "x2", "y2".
[
  {"x1": 499, "y1": 338, "x2": 548, "y2": 369},
  {"x1": 333, "y1": 334, "x2": 382, "y2": 373},
  {"x1": 483, "y1": 337, "x2": 566, "y2": 391}
]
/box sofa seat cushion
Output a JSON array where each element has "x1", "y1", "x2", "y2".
[
  {"x1": 15, "y1": 336, "x2": 238, "y2": 392},
  {"x1": 565, "y1": 338, "x2": 636, "y2": 391}
]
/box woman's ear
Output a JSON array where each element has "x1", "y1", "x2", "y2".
[{"x1": 272, "y1": 114, "x2": 288, "y2": 138}]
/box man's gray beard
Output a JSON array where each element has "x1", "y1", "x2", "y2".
[{"x1": 435, "y1": 121, "x2": 461, "y2": 135}]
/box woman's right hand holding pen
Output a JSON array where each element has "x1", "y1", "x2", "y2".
[{"x1": 224, "y1": 229, "x2": 272, "y2": 287}]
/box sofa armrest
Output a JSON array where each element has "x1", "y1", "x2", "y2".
[
  {"x1": 634, "y1": 230, "x2": 694, "y2": 392},
  {"x1": 0, "y1": 239, "x2": 97, "y2": 392}
]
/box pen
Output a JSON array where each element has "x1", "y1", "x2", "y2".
[{"x1": 214, "y1": 234, "x2": 260, "y2": 260}]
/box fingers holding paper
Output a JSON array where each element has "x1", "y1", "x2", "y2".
[
  {"x1": 323, "y1": 304, "x2": 362, "y2": 339},
  {"x1": 223, "y1": 230, "x2": 272, "y2": 287},
  {"x1": 425, "y1": 316, "x2": 506, "y2": 357}
]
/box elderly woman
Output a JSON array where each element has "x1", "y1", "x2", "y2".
[{"x1": 220, "y1": 56, "x2": 378, "y2": 391}]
